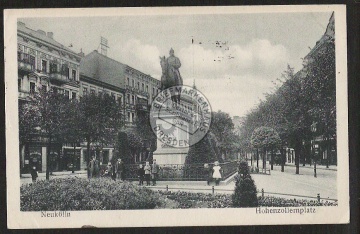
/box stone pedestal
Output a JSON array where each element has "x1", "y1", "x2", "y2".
[{"x1": 152, "y1": 115, "x2": 189, "y2": 165}]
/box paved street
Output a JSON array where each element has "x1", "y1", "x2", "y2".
[{"x1": 20, "y1": 163, "x2": 337, "y2": 201}]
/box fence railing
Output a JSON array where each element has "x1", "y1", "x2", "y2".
[
  {"x1": 146, "y1": 185, "x2": 337, "y2": 202},
  {"x1": 123, "y1": 161, "x2": 238, "y2": 181}
]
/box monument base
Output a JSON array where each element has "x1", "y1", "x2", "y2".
[{"x1": 153, "y1": 152, "x2": 187, "y2": 165}]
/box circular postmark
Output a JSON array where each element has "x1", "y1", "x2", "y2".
[{"x1": 150, "y1": 85, "x2": 212, "y2": 148}]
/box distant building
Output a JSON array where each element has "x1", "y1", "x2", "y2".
[{"x1": 80, "y1": 50, "x2": 162, "y2": 126}]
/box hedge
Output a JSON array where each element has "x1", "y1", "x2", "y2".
[{"x1": 21, "y1": 178, "x2": 164, "y2": 211}]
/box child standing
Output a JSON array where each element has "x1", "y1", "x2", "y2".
[{"x1": 212, "y1": 161, "x2": 222, "y2": 186}]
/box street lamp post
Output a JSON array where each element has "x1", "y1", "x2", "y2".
[{"x1": 311, "y1": 122, "x2": 317, "y2": 178}]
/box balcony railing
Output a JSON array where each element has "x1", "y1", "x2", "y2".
[
  {"x1": 18, "y1": 52, "x2": 35, "y2": 72},
  {"x1": 49, "y1": 72, "x2": 69, "y2": 83},
  {"x1": 18, "y1": 89, "x2": 29, "y2": 99}
]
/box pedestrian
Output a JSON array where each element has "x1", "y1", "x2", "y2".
[
  {"x1": 88, "y1": 156, "x2": 95, "y2": 179},
  {"x1": 212, "y1": 161, "x2": 222, "y2": 186},
  {"x1": 115, "y1": 158, "x2": 125, "y2": 181},
  {"x1": 94, "y1": 157, "x2": 100, "y2": 178},
  {"x1": 144, "y1": 161, "x2": 151, "y2": 186},
  {"x1": 30, "y1": 166, "x2": 38, "y2": 183},
  {"x1": 151, "y1": 159, "x2": 159, "y2": 186},
  {"x1": 137, "y1": 164, "x2": 145, "y2": 185},
  {"x1": 204, "y1": 163, "x2": 213, "y2": 185},
  {"x1": 111, "y1": 162, "x2": 117, "y2": 181}
]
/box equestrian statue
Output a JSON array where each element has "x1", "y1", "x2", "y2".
[{"x1": 160, "y1": 48, "x2": 183, "y2": 104}]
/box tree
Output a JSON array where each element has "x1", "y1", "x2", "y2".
[
  {"x1": 116, "y1": 132, "x2": 133, "y2": 164},
  {"x1": 24, "y1": 88, "x2": 68, "y2": 180},
  {"x1": 134, "y1": 108, "x2": 157, "y2": 161},
  {"x1": 185, "y1": 133, "x2": 218, "y2": 164},
  {"x1": 303, "y1": 41, "x2": 336, "y2": 167},
  {"x1": 77, "y1": 93, "x2": 124, "y2": 167},
  {"x1": 250, "y1": 126, "x2": 281, "y2": 170},
  {"x1": 61, "y1": 99, "x2": 83, "y2": 173},
  {"x1": 210, "y1": 111, "x2": 236, "y2": 160},
  {"x1": 232, "y1": 161, "x2": 258, "y2": 207}
]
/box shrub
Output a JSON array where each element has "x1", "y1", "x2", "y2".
[
  {"x1": 232, "y1": 161, "x2": 258, "y2": 207},
  {"x1": 20, "y1": 177, "x2": 164, "y2": 211}
]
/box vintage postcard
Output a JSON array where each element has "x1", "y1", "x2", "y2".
[{"x1": 5, "y1": 5, "x2": 349, "y2": 228}]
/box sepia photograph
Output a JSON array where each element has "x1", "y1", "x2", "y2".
[{"x1": 5, "y1": 5, "x2": 349, "y2": 228}]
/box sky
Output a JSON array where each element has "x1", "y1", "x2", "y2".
[{"x1": 20, "y1": 11, "x2": 332, "y2": 118}]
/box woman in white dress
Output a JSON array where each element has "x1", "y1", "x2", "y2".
[{"x1": 212, "y1": 161, "x2": 222, "y2": 186}]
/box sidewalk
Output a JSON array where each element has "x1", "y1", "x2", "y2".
[
  {"x1": 284, "y1": 164, "x2": 337, "y2": 171},
  {"x1": 20, "y1": 170, "x2": 87, "y2": 178}
]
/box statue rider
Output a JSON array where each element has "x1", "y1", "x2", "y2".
[
  {"x1": 166, "y1": 48, "x2": 183, "y2": 103},
  {"x1": 167, "y1": 48, "x2": 183, "y2": 84}
]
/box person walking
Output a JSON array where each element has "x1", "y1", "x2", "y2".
[
  {"x1": 151, "y1": 159, "x2": 159, "y2": 186},
  {"x1": 88, "y1": 156, "x2": 95, "y2": 179},
  {"x1": 30, "y1": 166, "x2": 38, "y2": 183},
  {"x1": 115, "y1": 158, "x2": 125, "y2": 181},
  {"x1": 212, "y1": 161, "x2": 222, "y2": 186},
  {"x1": 144, "y1": 161, "x2": 151, "y2": 186},
  {"x1": 204, "y1": 163, "x2": 213, "y2": 185},
  {"x1": 137, "y1": 164, "x2": 145, "y2": 185}
]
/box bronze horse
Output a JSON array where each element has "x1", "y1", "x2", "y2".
[{"x1": 159, "y1": 56, "x2": 183, "y2": 104}]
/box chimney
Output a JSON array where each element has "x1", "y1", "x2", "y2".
[
  {"x1": 17, "y1": 21, "x2": 25, "y2": 27},
  {"x1": 47, "y1": 32, "x2": 53, "y2": 39},
  {"x1": 37, "y1": 30, "x2": 46, "y2": 36}
]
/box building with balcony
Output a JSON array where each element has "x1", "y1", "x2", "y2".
[{"x1": 17, "y1": 21, "x2": 83, "y2": 173}]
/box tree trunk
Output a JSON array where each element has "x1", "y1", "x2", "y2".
[
  {"x1": 263, "y1": 148, "x2": 266, "y2": 169},
  {"x1": 294, "y1": 140, "x2": 301, "y2": 174},
  {"x1": 326, "y1": 137, "x2": 330, "y2": 168},
  {"x1": 271, "y1": 149, "x2": 274, "y2": 170},
  {"x1": 46, "y1": 135, "x2": 51, "y2": 180},
  {"x1": 72, "y1": 143, "x2": 76, "y2": 173},
  {"x1": 281, "y1": 148, "x2": 285, "y2": 172},
  {"x1": 250, "y1": 151, "x2": 253, "y2": 166},
  {"x1": 86, "y1": 138, "x2": 91, "y2": 178},
  {"x1": 256, "y1": 149, "x2": 259, "y2": 168},
  {"x1": 302, "y1": 143, "x2": 306, "y2": 166}
]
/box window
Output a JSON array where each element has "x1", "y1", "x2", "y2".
[
  {"x1": 72, "y1": 70, "x2": 77, "y2": 80},
  {"x1": 137, "y1": 82, "x2": 140, "y2": 90},
  {"x1": 29, "y1": 55, "x2": 35, "y2": 70},
  {"x1": 66, "y1": 67, "x2": 70, "y2": 79},
  {"x1": 41, "y1": 60, "x2": 47, "y2": 73},
  {"x1": 131, "y1": 95, "x2": 135, "y2": 104},
  {"x1": 111, "y1": 93, "x2": 116, "y2": 100},
  {"x1": 72, "y1": 92, "x2": 76, "y2": 99},
  {"x1": 142, "y1": 83, "x2": 144, "y2": 91},
  {"x1": 131, "y1": 113, "x2": 135, "y2": 122},
  {"x1": 42, "y1": 85, "x2": 47, "y2": 92},
  {"x1": 127, "y1": 112, "x2": 131, "y2": 122},
  {"x1": 50, "y1": 62, "x2": 57, "y2": 73},
  {"x1": 146, "y1": 85, "x2": 148, "y2": 92},
  {"x1": 118, "y1": 96, "x2": 122, "y2": 104},
  {"x1": 65, "y1": 90, "x2": 70, "y2": 99},
  {"x1": 127, "y1": 77, "x2": 130, "y2": 86},
  {"x1": 90, "y1": 89, "x2": 95, "y2": 94},
  {"x1": 30, "y1": 82, "x2": 35, "y2": 93},
  {"x1": 127, "y1": 94, "x2": 130, "y2": 103},
  {"x1": 18, "y1": 79, "x2": 21, "y2": 91},
  {"x1": 152, "y1": 87, "x2": 155, "y2": 96},
  {"x1": 83, "y1": 87, "x2": 88, "y2": 94},
  {"x1": 132, "y1": 79, "x2": 135, "y2": 87}
]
